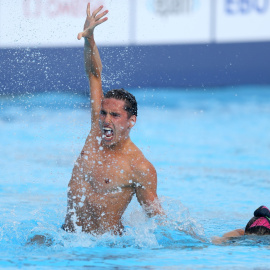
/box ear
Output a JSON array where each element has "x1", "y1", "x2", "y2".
[{"x1": 128, "y1": 115, "x2": 136, "y2": 129}]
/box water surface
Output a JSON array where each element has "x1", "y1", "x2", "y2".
[{"x1": 1, "y1": 86, "x2": 270, "y2": 269}]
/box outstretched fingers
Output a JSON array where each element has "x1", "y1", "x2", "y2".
[
  {"x1": 95, "y1": 16, "x2": 108, "y2": 26},
  {"x1": 92, "y1": 5, "x2": 104, "y2": 18},
  {"x1": 95, "y1": 9, "x2": 109, "y2": 22},
  {"x1": 86, "y1": 2, "x2": 90, "y2": 17},
  {"x1": 78, "y1": 4, "x2": 108, "y2": 40}
]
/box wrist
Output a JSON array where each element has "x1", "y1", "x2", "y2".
[{"x1": 84, "y1": 36, "x2": 95, "y2": 47}]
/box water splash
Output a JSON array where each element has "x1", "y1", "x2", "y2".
[{"x1": 0, "y1": 197, "x2": 207, "y2": 250}]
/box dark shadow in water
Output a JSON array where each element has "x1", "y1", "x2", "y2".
[
  {"x1": 220, "y1": 235, "x2": 270, "y2": 247},
  {"x1": 26, "y1": 234, "x2": 55, "y2": 247}
]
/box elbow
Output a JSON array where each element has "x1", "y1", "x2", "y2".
[
  {"x1": 84, "y1": 66, "x2": 102, "y2": 78},
  {"x1": 92, "y1": 64, "x2": 102, "y2": 76},
  {"x1": 91, "y1": 68, "x2": 102, "y2": 78}
]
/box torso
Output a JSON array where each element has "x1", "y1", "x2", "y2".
[{"x1": 66, "y1": 132, "x2": 142, "y2": 234}]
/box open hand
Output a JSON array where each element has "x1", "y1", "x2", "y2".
[{"x1": 77, "y1": 3, "x2": 108, "y2": 40}]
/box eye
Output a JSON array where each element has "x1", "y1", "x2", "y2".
[
  {"x1": 100, "y1": 110, "x2": 106, "y2": 116},
  {"x1": 111, "y1": 113, "x2": 120, "y2": 118}
]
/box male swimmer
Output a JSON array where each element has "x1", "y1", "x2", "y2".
[
  {"x1": 62, "y1": 3, "x2": 164, "y2": 235},
  {"x1": 212, "y1": 206, "x2": 270, "y2": 244}
]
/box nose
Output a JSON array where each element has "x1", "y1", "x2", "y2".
[{"x1": 104, "y1": 113, "x2": 112, "y2": 124}]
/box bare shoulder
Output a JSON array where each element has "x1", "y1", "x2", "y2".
[
  {"x1": 67, "y1": 128, "x2": 102, "y2": 190},
  {"x1": 129, "y1": 144, "x2": 157, "y2": 186},
  {"x1": 129, "y1": 144, "x2": 156, "y2": 172}
]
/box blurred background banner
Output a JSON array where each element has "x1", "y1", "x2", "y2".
[
  {"x1": 133, "y1": 0, "x2": 211, "y2": 44},
  {"x1": 0, "y1": 0, "x2": 130, "y2": 47},
  {"x1": 216, "y1": 0, "x2": 270, "y2": 42},
  {"x1": 0, "y1": 0, "x2": 270, "y2": 93}
]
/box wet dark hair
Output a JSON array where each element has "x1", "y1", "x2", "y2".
[
  {"x1": 245, "y1": 206, "x2": 270, "y2": 235},
  {"x1": 245, "y1": 217, "x2": 270, "y2": 235},
  {"x1": 104, "y1": 88, "x2": 137, "y2": 118}
]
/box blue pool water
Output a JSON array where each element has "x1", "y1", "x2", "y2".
[{"x1": 1, "y1": 85, "x2": 270, "y2": 269}]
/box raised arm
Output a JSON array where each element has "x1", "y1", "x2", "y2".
[{"x1": 77, "y1": 3, "x2": 108, "y2": 126}]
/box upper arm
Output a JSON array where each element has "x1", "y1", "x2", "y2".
[
  {"x1": 222, "y1": 229, "x2": 245, "y2": 238},
  {"x1": 134, "y1": 159, "x2": 163, "y2": 216}
]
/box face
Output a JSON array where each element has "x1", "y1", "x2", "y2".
[{"x1": 99, "y1": 98, "x2": 136, "y2": 147}]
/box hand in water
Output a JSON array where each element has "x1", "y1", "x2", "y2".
[
  {"x1": 211, "y1": 236, "x2": 227, "y2": 245},
  {"x1": 77, "y1": 3, "x2": 108, "y2": 40},
  {"x1": 154, "y1": 215, "x2": 207, "y2": 243}
]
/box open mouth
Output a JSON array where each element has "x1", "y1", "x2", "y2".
[{"x1": 103, "y1": 127, "x2": 114, "y2": 140}]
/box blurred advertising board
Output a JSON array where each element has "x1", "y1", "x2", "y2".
[
  {"x1": 216, "y1": 0, "x2": 270, "y2": 42},
  {"x1": 0, "y1": 0, "x2": 269, "y2": 48},
  {"x1": 133, "y1": 0, "x2": 211, "y2": 44},
  {"x1": 0, "y1": 0, "x2": 130, "y2": 47}
]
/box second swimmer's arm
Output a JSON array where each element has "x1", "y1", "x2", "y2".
[
  {"x1": 212, "y1": 228, "x2": 244, "y2": 244},
  {"x1": 222, "y1": 228, "x2": 245, "y2": 238}
]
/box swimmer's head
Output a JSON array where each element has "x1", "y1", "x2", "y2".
[
  {"x1": 104, "y1": 88, "x2": 137, "y2": 118},
  {"x1": 245, "y1": 206, "x2": 270, "y2": 235},
  {"x1": 99, "y1": 89, "x2": 137, "y2": 146}
]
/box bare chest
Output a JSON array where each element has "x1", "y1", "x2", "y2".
[{"x1": 81, "y1": 149, "x2": 135, "y2": 194}]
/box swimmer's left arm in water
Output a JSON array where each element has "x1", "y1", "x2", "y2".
[{"x1": 134, "y1": 161, "x2": 165, "y2": 217}]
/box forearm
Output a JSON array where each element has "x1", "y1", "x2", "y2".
[
  {"x1": 84, "y1": 36, "x2": 104, "y2": 119},
  {"x1": 84, "y1": 36, "x2": 102, "y2": 77},
  {"x1": 212, "y1": 229, "x2": 244, "y2": 244},
  {"x1": 146, "y1": 201, "x2": 165, "y2": 217},
  {"x1": 137, "y1": 191, "x2": 165, "y2": 217}
]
